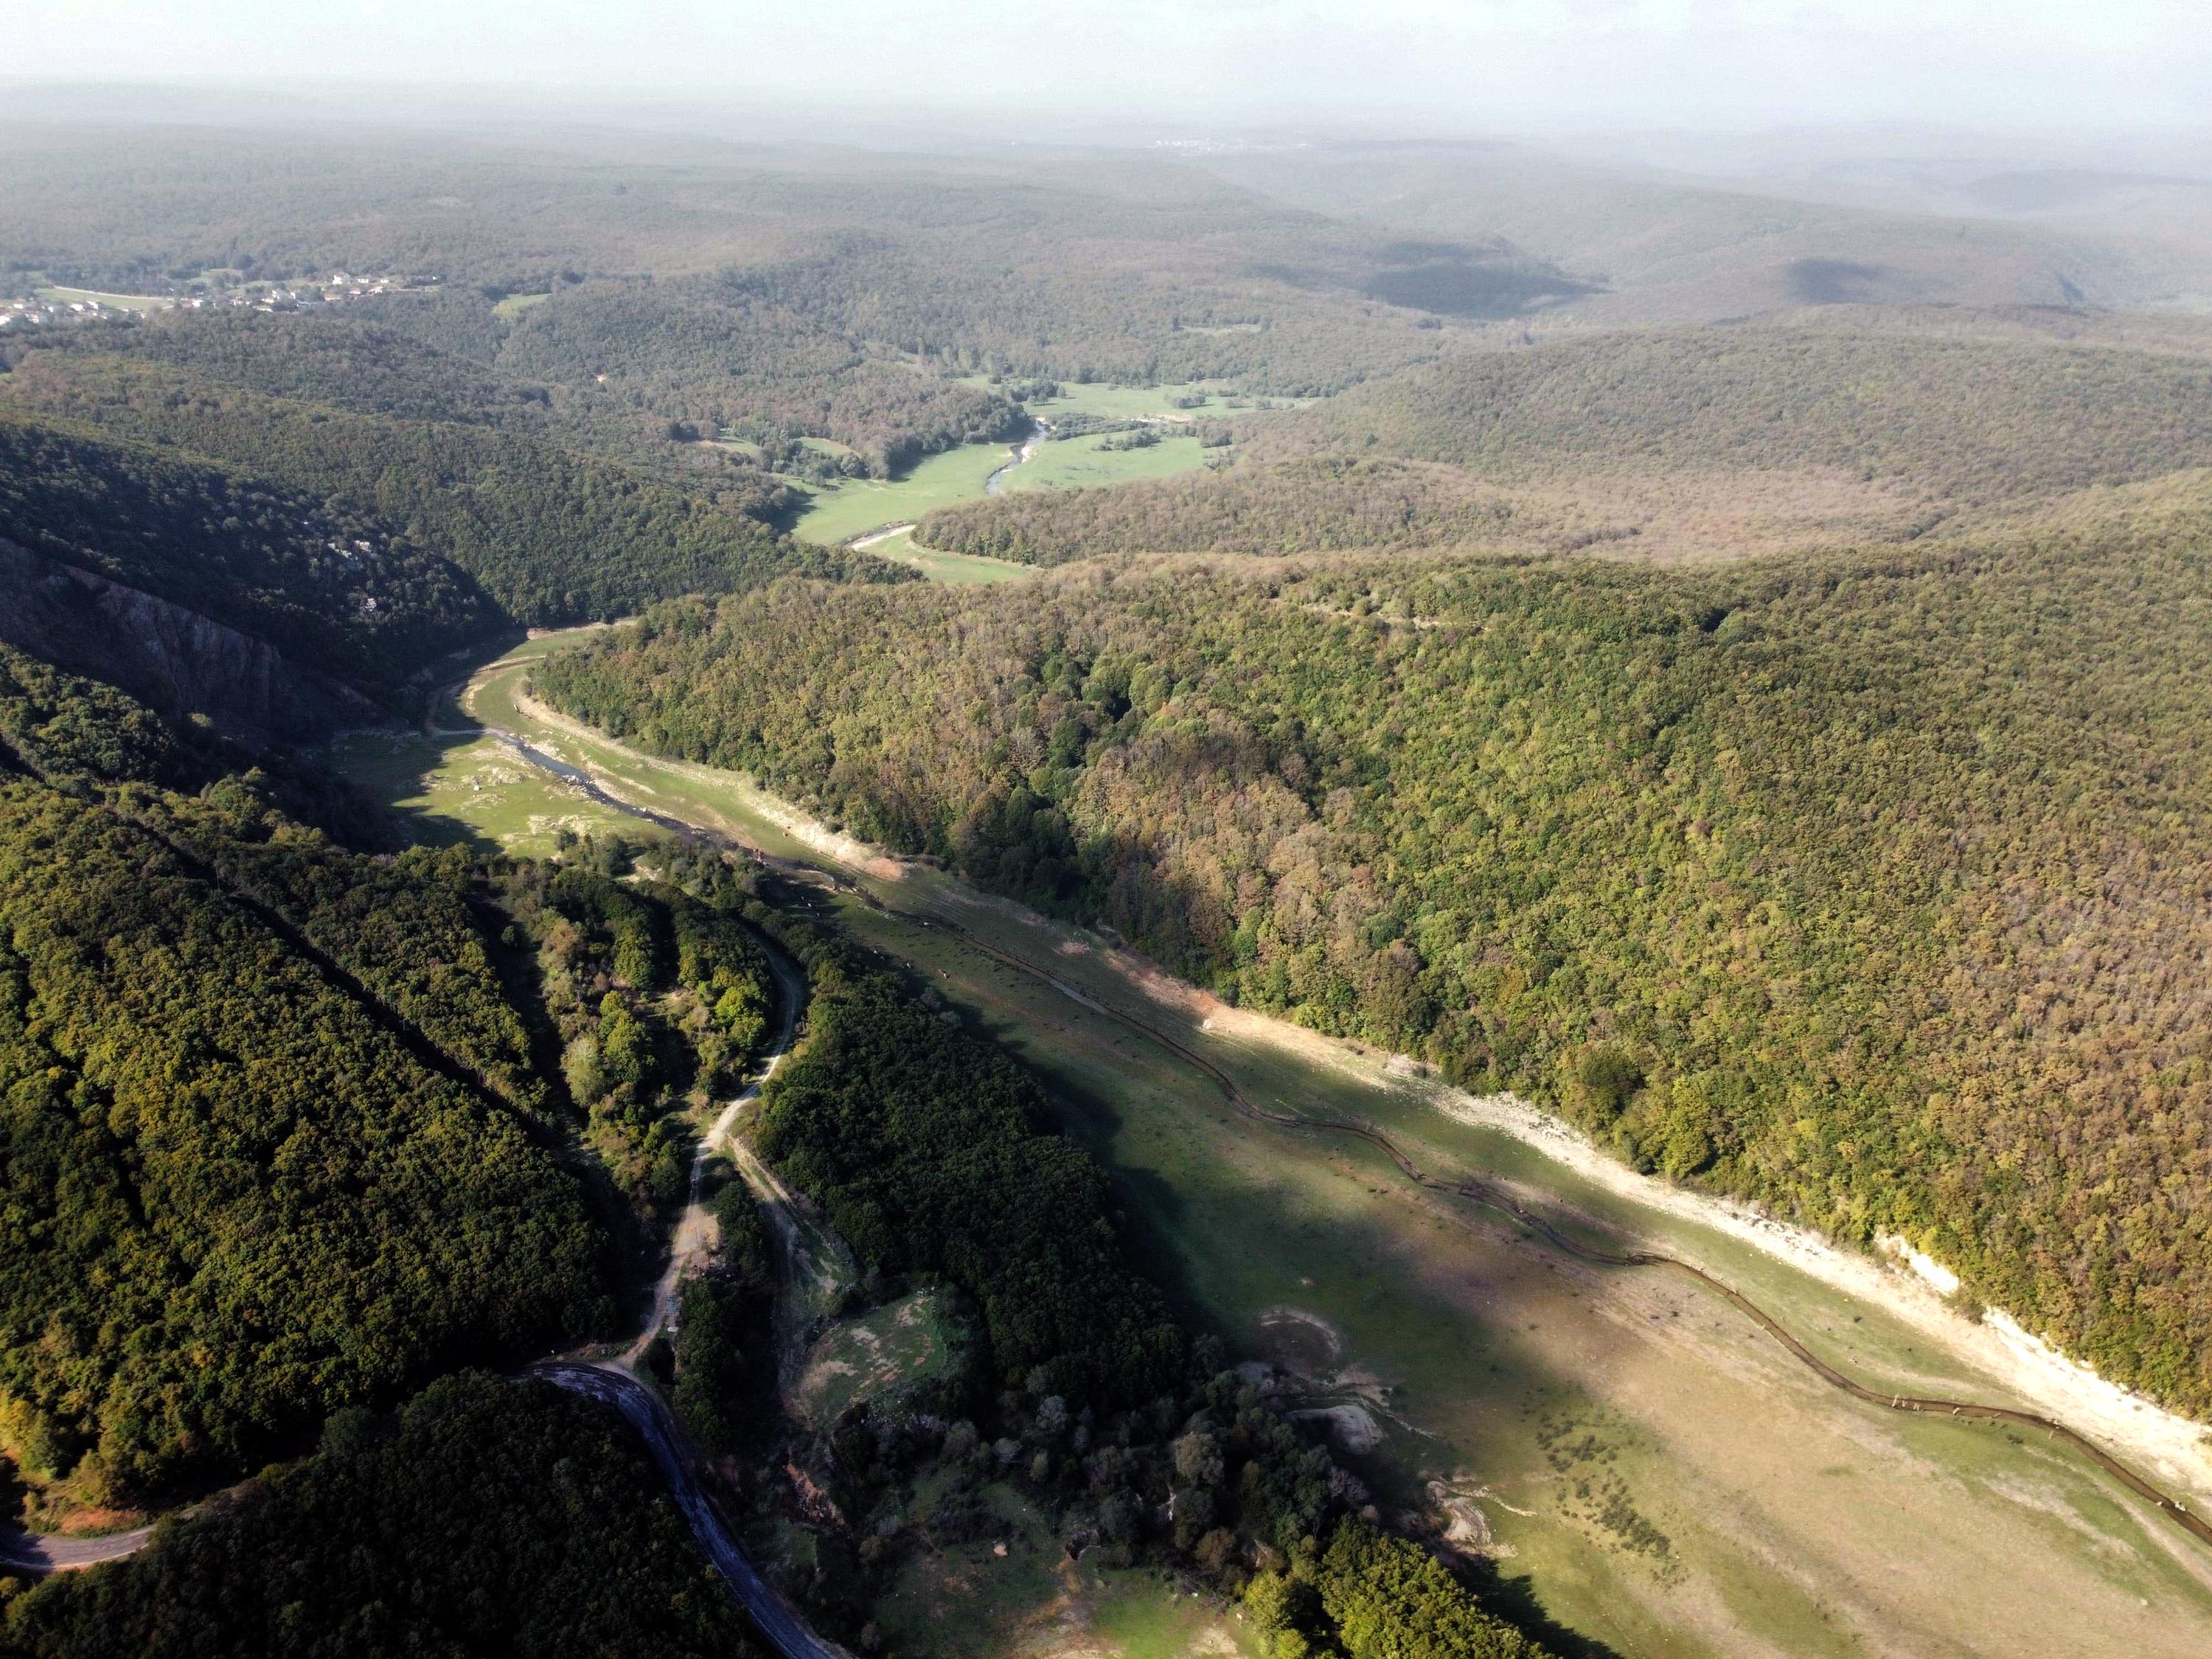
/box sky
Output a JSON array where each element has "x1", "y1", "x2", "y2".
[{"x1": 12, "y1": 1, "x2": 2211, "y2": 136}]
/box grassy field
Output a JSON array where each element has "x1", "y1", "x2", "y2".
[
  {"x1": 860, "y1": 1465, "x2": 1256, "y2": 1659},
  {"x1": 355, "y1": 632, "x2": 2212, "y2": 1659},
  {"x1": 791, "y1": 381, "x2": 1255, "y2": 552},
  {"x1": 860, "y1": 528, "x2": 1037, "y2": 585},
  {"x1": 1006, "y1": 431, "x2": 1213, "y2": 493},
  {"x1": 35, "y1": 285, "x2": 174, "y2": 311},
  {"x1": 963, "y1": 378, "x2": 1280, "y2": 423},
  {"x1": 492, "y1": 291, "x2": 551, "y2": 317},
  {"x1": 794, "y1": 1287, "x2": 965, "y2": 1428},
  {"x1": 788, "y1": 442, "x2": 1012, "y2": 544},
  {"x1": 325, "y1": 725, "x2": 636, "y2": 855}
]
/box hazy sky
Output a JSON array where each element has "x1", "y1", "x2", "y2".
[{"x1": 17, "y1": 1, "x2": 2211, "y2": 134}]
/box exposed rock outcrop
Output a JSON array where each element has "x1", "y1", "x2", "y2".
[{"x1": 0, "y1": 537, "x2": 378, "y2": 740}]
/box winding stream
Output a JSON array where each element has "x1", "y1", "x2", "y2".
[{"x1": 983, "y1": 417, "x2": 1048, "y2": 495}]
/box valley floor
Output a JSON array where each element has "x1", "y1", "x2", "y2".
[{"x1": 332, "y1": 630, "x2": 2212, "y2": 1659}]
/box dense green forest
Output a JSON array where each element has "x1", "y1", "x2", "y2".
[
  {"x1": 669, "y1": 1183, "x2": 778, "y2": 1458},
  {"x1": 535, "y1": 476, "x2": 2212, "y2": 1413},
  {"x1": 44, "y1": 307, "x2": 792, "y2": 492},
  {"x1": 0, "y1": 1372, "x2": 765, "y2": 1659},
  {"x1": 1243, "y1": 325, "x2": 2212, "y2": 504},
  {"x1": 914, "y1": 324, "x2": 2212, "y2": 567},
  {"x1": 498, "y1": 853, "x2": 774, "y2": 1231},
  {"x1": 15, "y1": 110, "x2": 2212, "y2": 1656},
  {"x1": 0, "y1": 649, "x2": 787, "y2": 1513},
  {"x1": 723, "y1": 917, "x2": 1555, "y2": 1657},
  {"x1": 0, "y1": 411, "x2": 497, "y2": 686},
  {"x1": 2, "y1": 866, "x2": 1552, "y2": 1659},
  {"x1": 758, "y1": 961, "x2": 1183, "y2": 1403},
  {"x1": 0, "y1": 352, "x2": 889, "y2": 630},
  {"x1": 0, "y1": 710, "x2": 611, "y2": 1503},
  {"x1": 0, "y1": 127, "x2": 1566, "y2": 397},
  {"x1": 490, "y1": 277, "x2": 1023, "y2": 476},
  {"x1": 917, "y1": 457, "x2": 1522, "y2": 564},
  {"x1": 1312, "y1": 1523, "x2": 1545, "y2": 1659}
]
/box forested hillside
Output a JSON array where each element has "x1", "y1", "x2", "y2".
[
  {"x1": 0, "y1": 1372, "x2": 765, "y2": 1659},
  {"x1": 0, "y1": 644, "x2": 804, "y2": 1516},
  {"x1": 0, "y1": 653, "x2": 611, "y2": 1504},
  {"x1": 0, "y1": 412, "x2": 497, "y2": 686},
  {"x1": 0, "y1": 127, "x2": 1568, "y2": 401},
  {"x1": 0, "y1": 353, "x2": 886, "y2": 630},
  {"x1": 497, "y1": 855, "x2": 776, "y2": 1233},
  {"x1": 718, "y1": 917, "x2": 1550, "y2": 1659},
  {"x1": 1244, "y1": 326, "x2": 2212, "y2": 504},
  {"x1": 1194, "y1": 141, "x2": 2197, "y2": 321},
  {"x1": 490, "y1": 278, "x2": 1024, "y2": 476},
  {"x1": 916, "y1": 458, "x2": 1520, "y2": 564},
  {"x1": 914, "y1": 324, "x2": 2212, "y2": 567},
  {"x1": 46, "y1": 307, "x2": 779, "y2": 487},
  {"x1": 534, "y1": 478, "x2": 2212, "y2": 1413},
  {"x1": 759, "y1": 962, "x2": 1183, "y2": 1404}
]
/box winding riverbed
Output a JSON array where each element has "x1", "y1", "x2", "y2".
[{"x1": 982, "y1": 417, "x2": 1048, "y2": 495}]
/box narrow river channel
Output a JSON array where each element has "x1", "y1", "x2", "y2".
[{"x1": 982, "y1": 417, "x2": 1048, "y2": 494}]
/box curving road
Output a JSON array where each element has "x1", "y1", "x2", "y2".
[
  {"x1": 628, "y1": 935, "x2": 807, "y2": 1366},
  {"x1": 0, "y1": 1520, "x2": 158, "y2": 1576},
  {"x1": 0, "y1": 895, "x2": 834, "y2": 1646},
  {"x1": 571, "y1": 928, "x2": 850, "y2": 1659},
  {"x1": 529, "y1": 1360, "x2": 847, "y2": 1659}
]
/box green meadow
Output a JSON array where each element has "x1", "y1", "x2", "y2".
[
  {"x1": 787, "y1": 442, "x2": 1012, "y2": 544},
  {"x1": 789, "y1": 380, "x2": 1253, "y2": 553},
  {"x1": 858, "y1": 528, "x2": 1037, "y2": 585}
]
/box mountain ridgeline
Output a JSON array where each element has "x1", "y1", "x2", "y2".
[{"x1": 914, "y1": 324, "x2": 2212, "y2": 565}]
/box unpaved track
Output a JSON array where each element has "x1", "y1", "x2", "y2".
[
  {"x1": 0, "y1": 875, "x2": 847, "y2": 1659},
  {"x1": 481, "y1": 698, "x2": 2212, "y2": 1561},
  {"x1": 628, "y1": 937, "x2": 807, "y2": 1366},
  {"x1": 566, "y1": 930, "x2": 855, "y2": 1659}
]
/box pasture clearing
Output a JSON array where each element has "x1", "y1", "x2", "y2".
[
  {"x1": 860, "y1": 1469, "x2": 1253, "y2": 1659},
  {"x1": 325, "y1": 725, "x2": 635, "y2": 855},
  {"x1": 35, "y1": 285, "x2": 174, "y2": 311},
  {"x1": 788, "y1": 441, "x2": 1011, "y2": 543},
  {"x1": 1005, "y1": 431, "x2": 1213, "y2": 493},
  {"x1": 860, "y1": 527, "x2": 1038, "y2": 584},
  {"x1": 793, "y1": 1287, "x2": 966, "y2": 1428},
  {"x1": 793, "y1": 381, "x2": 1273, "y2": 549}
]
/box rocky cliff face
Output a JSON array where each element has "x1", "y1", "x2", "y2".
[{"x1": 0, "y1": 537, "x2": 378, "y2": 741}]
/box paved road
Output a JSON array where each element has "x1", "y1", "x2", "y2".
[
  {"x1": 530, "y1": 1361, "x2": 848, "y2": 1659},
  {"x1": 0, "y1": 1522, "x2": 157, "y2": 1575}
]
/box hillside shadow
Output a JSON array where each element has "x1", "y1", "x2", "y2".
[{"x1": 946, "y1": 985, "x2": 1637, "y2": 1659}]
